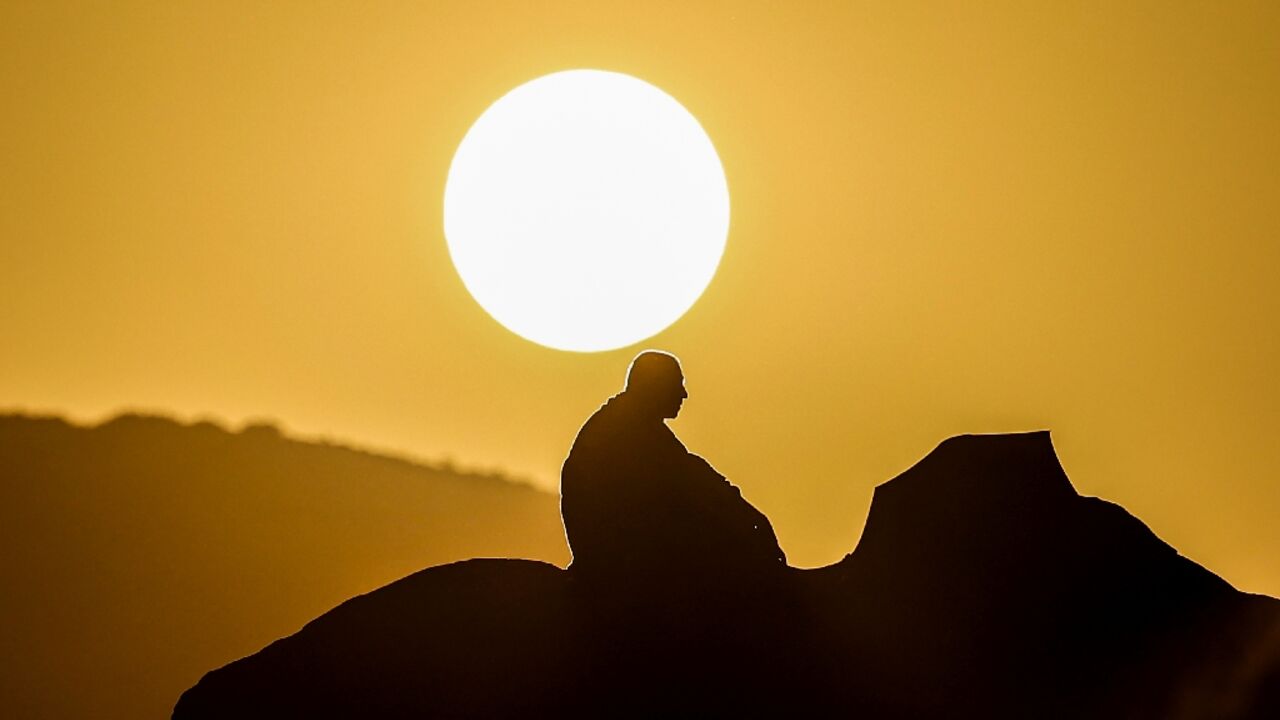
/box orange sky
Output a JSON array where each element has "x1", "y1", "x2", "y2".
[{"x1": 2, "y1": 1, "x2": 1278, "y2": 594}]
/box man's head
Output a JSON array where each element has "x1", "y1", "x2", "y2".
[{"x1": 623, "y1": 350, "x2": 688, "y2": 419}]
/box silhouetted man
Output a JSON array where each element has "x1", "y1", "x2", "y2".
[{"x1": 560, "y1": 351, "x2": 785, "y2": 584}]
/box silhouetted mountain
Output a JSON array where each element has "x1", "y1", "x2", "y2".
[
  {"x1": 174, "y1": 432, "x2": 1280, "y2": 718},
  {"x1": 0, "y1": 413, "x2": 568, "y2": 720}
]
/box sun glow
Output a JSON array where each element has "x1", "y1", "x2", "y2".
[{"x1": 443, "y1": 70, "x2": 730, "y2": 352}]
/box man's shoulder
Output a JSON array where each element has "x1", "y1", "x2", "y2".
[
  {"x1": 571, "y1": 397, "x2": 624, "y2": 443},
  {"x1": 565, "y1": 395, "x2": 647, "y2": 463}
]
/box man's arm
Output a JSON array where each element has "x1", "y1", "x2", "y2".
[{"x1": 684, "y1": 453, "x2": 787, "y2": 566}]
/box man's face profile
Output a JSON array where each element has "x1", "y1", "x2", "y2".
[{"x1": 661, "y1": 370, "x2": 688, "y2": 419}]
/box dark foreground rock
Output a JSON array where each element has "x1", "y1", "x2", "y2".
[{"x1": 174, "y1": 432, "x2": 1280, "y2": 718}]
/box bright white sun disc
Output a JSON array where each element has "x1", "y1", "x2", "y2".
[{"x1": 443, "y1": 69, "x2": 729, "y2": 352}]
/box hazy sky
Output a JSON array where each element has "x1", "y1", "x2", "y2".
[{"x1": 2, "y1": 1, "x2": 1277, "y2": 593}]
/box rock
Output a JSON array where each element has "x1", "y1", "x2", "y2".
[{"x1": 174, "y1": 433, "x2": 1280, "y2": 719}]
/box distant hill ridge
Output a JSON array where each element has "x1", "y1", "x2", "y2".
[
  {"x1": 7, "y1": 411, "x2": 536, "y2": 485},
  {"x1": 0, "y1": 412, "x2": 569, "y2": 719}
]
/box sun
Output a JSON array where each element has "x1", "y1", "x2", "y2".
[{"x1": 443, "y1": 69, "x2": 730, "y2": 352}]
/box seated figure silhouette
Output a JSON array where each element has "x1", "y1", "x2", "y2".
[{"x1": 561, "y1": 350, "x2": 785, "y2": 587}]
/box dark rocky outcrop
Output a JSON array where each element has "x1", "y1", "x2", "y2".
[{"x1": 174, "y1": 432, "x2": 1280, "y2": 718}]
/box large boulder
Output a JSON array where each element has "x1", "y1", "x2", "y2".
[{"x1": 175, "y1": 433, "x2": 1280, "y2": 718}]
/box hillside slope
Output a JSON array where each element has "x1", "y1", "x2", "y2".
[{"x1": 0, "y1": 413, "x2": 569, "y2": 719}]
